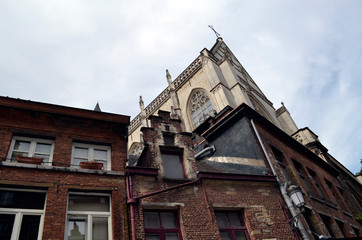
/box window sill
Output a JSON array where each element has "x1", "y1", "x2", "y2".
[
  {"x1": 162, "y1": 177, "x2": 193, "y2": 183},
  {"x1": 342, "y1": 211, "x2": 353, "y2": 218},
  {"x1": 325, "y1": 200, "x2": 339, "y2": 209},
  {"x1": 0, "y1": 161, "x2": 123, "y2": 176}
]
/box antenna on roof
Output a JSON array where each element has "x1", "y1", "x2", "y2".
[{"x1": 208, "y1": 25, "x2": 221, "y2": 38}]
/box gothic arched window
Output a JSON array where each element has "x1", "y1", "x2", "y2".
[{"x1": 190, "y1": 91, "x2": 214, "y2": 128}]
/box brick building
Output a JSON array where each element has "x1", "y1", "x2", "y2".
[
  {"x1": 127, "y1": 109, "x2": 295, "y2": 240},
  {"x1": 0, "y1": 96, "x2": 129, "y2": 240},
  {"x1": 127, "y1": 38, "x2": 362, "y2": 240}
]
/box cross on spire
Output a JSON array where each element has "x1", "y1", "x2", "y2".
[{"x1": 208, "y1": 25, "x2": 221, "y2": 38}]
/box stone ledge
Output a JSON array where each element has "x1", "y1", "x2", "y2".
[{"x1": 0, "y1": 161, "x2": 124, "y2": 176}]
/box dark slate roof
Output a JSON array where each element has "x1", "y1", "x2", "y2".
[
  {"x1": 128, "y1": 155, "x2": 139, "y2": 166},
  {"x1": 196, "y1": 160, "x2": 269, "y2": 175}
]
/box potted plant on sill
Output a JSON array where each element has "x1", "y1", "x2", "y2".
[
  {"x1": 17, "y1": 155, "x2": 43, "y2": 165},
  {"x1": 80, "y1": 161, "x2": 103, "y2": 170}
]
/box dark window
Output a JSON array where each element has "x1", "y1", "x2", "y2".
[
  {"x1": 303, "y1": 208, "x2": 319, "y2": 240},
  {"x1": 271, "y1": 146, "x2": 291, "y2": 183},
  {"x1": 161, "y1": 152, "x2": 185, "y2": 179},
  {"x1": 144, "y1": 211, "x2": 182, "y2": 240},
  {"x1": 307, "y1": 169, "x2": 326, "y2": 198},
  {"x1": 0, "y1": 189, "x2": 46, "y2": 240},
  {"x1": 319, "y1": 214, "x2": 336, "y2": 238},
  {"x1": 215, "y1": 211, "x2": 249, "y2": 240},
  {"x1": 351, "y1": 225, "x2": 360, "y2": 237},
  {"x1": 292, "y1": 160, "x2": 313, "y2": 194},
  {"x1": 163, "y1": 133, "x2": 174, "y2": 146},
  {"x1": 336, "y1": 187, "x2": 350, "y2": 211},
  {"x1": 335, "y1": 219, "x2": 347, "y2": 238},
  {"x1": 325, "y1": 180, "x2": 347, "y2": 210},
  {"x1": 0, "y1": 190, "x2": 46, "y2": 209}
]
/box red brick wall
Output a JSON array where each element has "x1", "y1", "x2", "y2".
[
  {"x1": 253, "y1": 120, "x2": 360, "y2": 238},
  {"x1": 0, "y1": 104, "x2": 129, "y2": 239},
  {"x1": 0, "y1": 106, "x2": 127, "y2": 171},
  {"x1": 129, "y1": 175, "x2": 294, "y2": 240},
  {"x1": 0, "y1": 167, "x2": 127, "y2": 239}
]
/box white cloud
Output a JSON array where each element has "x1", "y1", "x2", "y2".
[{"x1": 0, "y1": 0, "x2": 361, "y2": 173}]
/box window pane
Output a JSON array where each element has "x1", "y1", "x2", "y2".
[
  {"x1": 72, "y1": 158, "x2": 83, "y2": 168},
  {"x1": 160, "y1": 212, "x2": 177, "y2": 229},
  {"x1": 165, "y1": 233, "x2": 179, "y2": 240},
  {"x1": 14, "y1": 141, "x2": 31, "y2": 152},
  {"x1": 0, "y1": 190, "x2": 46, "y2": 209},
  {"x1": 161, "y1": 153, "x2": 184, "y2": 179},
  {"x1": 19, "y1": 215, "x2": 40, "y2": 240},
  {"x1": 68, "y1": 219, "x2": 86, "y2": 240},
  {"x1": 228, "y1": 213, "x2": 242, "y2": 227},
  {"x1": 145, "y1": 234, "x2": 160, "y2": 240},
  {"x1": 235, "y1": 231, "x2": 248, "y2": 240},
  {"x1": 35, "y1": 143, "x2": 52, "y2": 154},
  {"x1": 144, "y1": 212, "x2": 160, "y2": 229},
  {"x1": 94, "y1": 149, "x2": 107, "y2": 160},
  {"x1": 220, "y1": 231, "x2": 232, "y2": 240},
  {"x1": 215, "y1": 212, "x2": 229, "y2": 228},
  {"x1": 92, "y1": 217, "x2": 108, "y2": 240},
  {"x1": 0, "y1": 214, "x2": 15, "y2": 240},
  {"x1": 74, "y1": 147, "x2": 88, "y2": 159},
  {"x1": 68, "y1": 195, "x2": 109, "y2": 212}
]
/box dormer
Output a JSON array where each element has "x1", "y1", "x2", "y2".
[{"x1": 135, "y1": 110, "x2": 197, "y2": 180}]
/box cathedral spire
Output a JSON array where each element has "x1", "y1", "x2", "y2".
[{"x1": 94, "y1": 102, "x2": 101, "y2": 112}]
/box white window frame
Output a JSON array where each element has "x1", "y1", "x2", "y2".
[
  {"x1": 71, "y1": 143, "x2": 111, "y2": 170},
  {"x1": 65, "y1": 192, "x2": 112, "y2": 240},
  {"x1": 0, "y1": 188, "x2": 47, "y2": 240},
  {"x1": 6, "y1": 136, "x2": 55, "y2": 165}
]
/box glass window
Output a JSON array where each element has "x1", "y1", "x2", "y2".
[
  {"x1": 292, "y1": 160, "x2": 313, "y2": 194},
  {"x1": 144, "y1": 211, "x2": 181, "y2": 240},
  {"x1": 215, "y1": 211, "x2": 249, "y2": 240},
  {"x1": 161, "y1": 152, "x2": 185, "y2": 179},
  {"x1": 307, "y1": 169, "x2": 326, "y2": 199},
  {"x1": 7, "y1": 136, "x2": 54, "y2": 165},
  {"x1": 0, "y1": 189, "x2": 46, "y2": 240},
  {"x1": 270, "y1": 146, "x2": 291, "y2": 183},
  {"x1": 66, "y1": 193, "x2": 111, "y2": 240},
  {"x1": 189, "y1": 91, "x2": 214, "y2": 128},
  {"x1": 319, "y1": 214, "x2": 336, "y2": 238},
  {"x1": 71, "y1": 143, "x2": 111, "y2": 170}
]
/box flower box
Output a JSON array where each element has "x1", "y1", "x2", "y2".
[
  {"x1": 80, "y1": 161, "x2": 103, "y2": 170},
  {"x1": 17, "y1": 155, "x2": 43, "y2": 165}
]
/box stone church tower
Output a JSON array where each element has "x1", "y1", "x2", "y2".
[{"x1": 129, "y1": 37, "x2": 298, "y2": 154}]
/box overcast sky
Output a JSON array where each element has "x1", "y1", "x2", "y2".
[{"x1": 0, "y1": 0, "x2": 361, "y2": 174}]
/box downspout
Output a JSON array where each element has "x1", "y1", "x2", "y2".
[
  {"x1": 250, "y1": 119, "x2": 309, "y2": 240},
  {"x1": 201, "y1": 179, "x2": 213, "y2": 221},
  {"x1": 126, "y1": 175, "x2": 137, "y2": 240}
]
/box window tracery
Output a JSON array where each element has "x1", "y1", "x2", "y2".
[{"x1": 190, "y1": 91, "x2": 214, "y2": 128}]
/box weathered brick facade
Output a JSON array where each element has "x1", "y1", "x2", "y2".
[
  {"x1": 126, "y1": 110, "x2": 295, "y2": 240},
  {"x1": 0, "y1": 96, "x2": 129, "y2": 240},
  {"x1": 251, "y1": 106, "x2": 362, "y2": 239}
]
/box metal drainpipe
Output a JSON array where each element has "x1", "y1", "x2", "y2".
[
  {"x1": 126, "y1": 175, "x2": 202, "y2": 240},
  {"x1": 195, "y1": 145, "x2": 215, "y2": 159},
  {"x1": 250, "y1": 119, "x2": 310, "y2": 240},
  {"x1": 126, "y1": 175, "x2": 137, "y2": 240},
  {"x1": 201, "y1": 179, "x2": 213, "y2": 221}
]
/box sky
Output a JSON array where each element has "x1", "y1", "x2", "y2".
[{"x1": 0, "y1": 0, "x2": 361, "y2": 174}]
